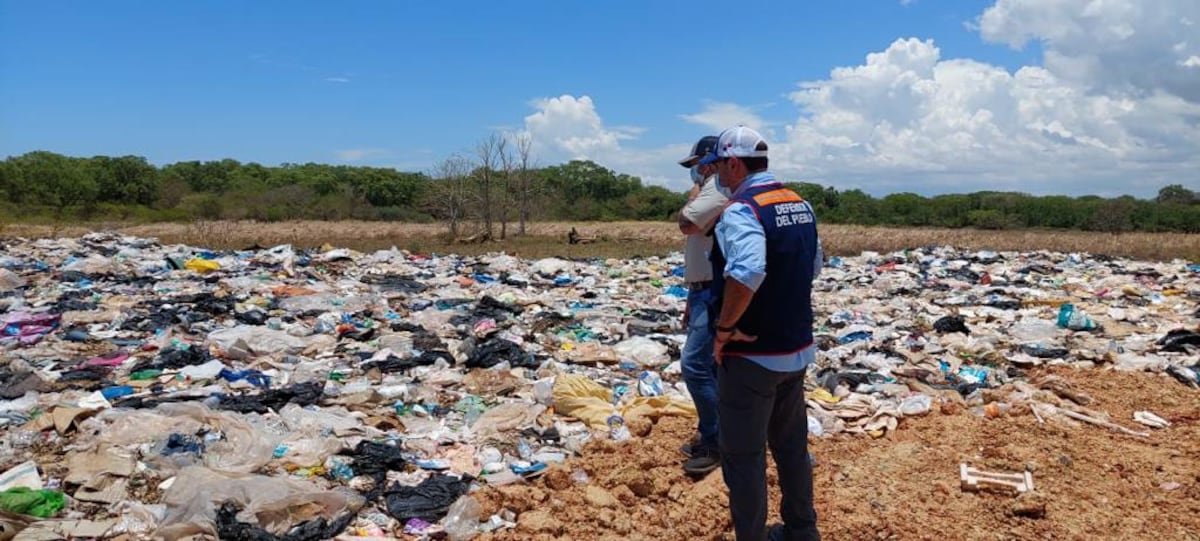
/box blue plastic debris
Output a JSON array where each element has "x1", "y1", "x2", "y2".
[
  {"x1": 665, "y1": 285, "x2": 688, "y2": 298},
  {"x1": 100, "y1": 385, "x2": 135, "y2": 401},
  {"x1": 510, "y1": 462, "x2": 547, "y2": 475},
  {"x1": 838, "y1": 330, "x2": 872, "y2": 344},
  {"x1": 218, "y1": 368, "x2": 272, "y2": 389}
]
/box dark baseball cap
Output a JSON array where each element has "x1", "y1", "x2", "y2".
[{"x1": 677, "y1": 135, "x2": 719, "y2": 168}]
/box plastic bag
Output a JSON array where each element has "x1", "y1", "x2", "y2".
[
  {"x1": 442, "y1": 495, "x2": 482, "y2": 541},
  {"x1": 184, "y1": 258, "x2": 221, "y2": 273},
  {"x1": 216, "y1": 500, "x2": 355, "y2": 541},
  {"x1": 899, "y1": 394, "x2": 932, "y2": 416},
  {"x1": 0, "y1": 487, "x2": 65, "y2": 518},
  {"x1": 156, "y1": 466, "x2": 351, "y2": 540},
  {"x1": 806, "y1": 415, "x2": 825, "y2": 437},
  {"x1": 94, "y1": 403, "x2": 276, "y2": 475},
  {"x1": 613, "y1": 337, "x2": 669, "y2": 367},
  {"x1": 179, "y1": 359, "x2": 227, "y2": 380},
  {"x1": 532, "y1": 377, "x2": 555, "y2": 406},
  {"x1": 205, "y1": 327, "x2": 309, "y2": 360},
  {"x1": 1056, "y1": 304, "x2": 1098, "y2": 331},
  {"x1": 471, "y1": 403, "x2": 546, "y2": 437},
  {"x1": 552, "y1": 374, "x2": 695, "y2": 431},
  {"x1": 1010, "y1": 319, "x2": 1059, "y2": 343},
  {"x1": 384, "y1": 474, "x2": 471, "y2": 522}
]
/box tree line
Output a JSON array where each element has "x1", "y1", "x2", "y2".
[
  {"x1": 1, "y1": 141, "x2": 1196, "y2": 236},
  {"x1": 785, "y1": 182, "x2": 1198, "y2": 233}
]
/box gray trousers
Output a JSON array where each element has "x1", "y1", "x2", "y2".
[{"x1": 719, "y1": 357, "x2": 820, "y2": 541}]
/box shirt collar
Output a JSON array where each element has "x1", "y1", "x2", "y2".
[{"x1": 732, "y1": 171, "x2": 776, "y2": 198}]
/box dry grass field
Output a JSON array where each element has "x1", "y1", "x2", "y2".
[{"x1": 1, "y1": 220, "x2": 1196, "y2": 261}]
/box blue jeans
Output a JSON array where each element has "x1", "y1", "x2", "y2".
[{"x1": 681, "y1": 287, "x2": 720, "y2": 451}]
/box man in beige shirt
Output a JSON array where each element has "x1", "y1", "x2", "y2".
[{"x1": 675, "y1": 135, "x2": 728, "y2": 474}]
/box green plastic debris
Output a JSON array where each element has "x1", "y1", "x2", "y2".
[
  {"x1": 0, "y1": 487, "x2": 66, "y2": 518},
  {"x1": 130, "y1": 369, "x2": 163, "y2": 380},
  {"x1": 453, "y1": 395, "x2": 487, "y2": 425}
]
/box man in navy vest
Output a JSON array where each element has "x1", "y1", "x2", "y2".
[{"x1": 698, "y1": 125, "x2": 822, "y2": 541}]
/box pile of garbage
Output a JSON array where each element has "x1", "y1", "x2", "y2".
[{"x1": 0, "y1": 233, "x2": 1195, "y2": 539}]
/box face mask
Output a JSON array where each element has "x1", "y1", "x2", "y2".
[
  {"x1": 715, "y1": 174, "x2": 732, "y2": 197},
  {"x1": 690, "y1": 166, "x2": 705, "y2": 185}
]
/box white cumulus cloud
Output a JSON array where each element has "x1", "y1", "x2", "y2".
[
  {"x1": 513, "y1": 1, "x2": 1200, "y2": 197},
  {"x1": 522, "y1": 95, "x2": 642, "y2": 159},
  {"x1": 771, "y1": 0, "x2": 1200, "y2": 196},
  {"x1": 679, "y1": 101, "x2": 769, "y2": 134},
  {"x1": 520, "y1": 95, "x2": 694, "y2": 189}
]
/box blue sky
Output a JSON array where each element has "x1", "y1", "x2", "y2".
[{"x1": 2, "y1": 1, "x2": 1196, "y2": 197}]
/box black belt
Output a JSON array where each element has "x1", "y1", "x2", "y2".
[{"x1": 689, "y1": 281, "x2": 712, "y2": 291}]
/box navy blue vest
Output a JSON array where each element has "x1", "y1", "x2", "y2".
[{"x1": 710, "y1": 182, "x2": 817, "y2": 355}]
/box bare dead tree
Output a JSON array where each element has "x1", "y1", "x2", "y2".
[
  {"x1": 498, "y1": 136, "x2": 517, "y2": 240},
  {"x1": 426, "y1": 154, "x2": 473, "y2": 239},
  {"x1": 475, "y1": 132, "x2": 506, "y2": 240},
  {"x1": 513, "y1": 132, "x2": 537, "y2": 236}
]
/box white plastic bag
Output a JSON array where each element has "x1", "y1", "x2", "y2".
[{"x1": 442, "y1": 495, "x2": 482, "y2": 541}]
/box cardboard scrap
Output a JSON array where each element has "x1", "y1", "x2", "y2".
[
  {"x1": 22, "y1": 407, "x2": 97, "y2": 435},
  {"x1": 0, "y1": 463, "x2": 42, "y2": 492},
  {"x1": 12, "y1": 519, "x2": 116, "y2": 541}
]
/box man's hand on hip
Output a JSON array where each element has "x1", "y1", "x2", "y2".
[{"x1": 713, "y1": 327, "x2": 757, "y2": 365}]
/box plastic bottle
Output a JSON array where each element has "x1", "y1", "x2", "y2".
[
  {"x1": 637, "y1": 371, "x2": 664, "y2": 397},
  {"x1": 607, "y1": 415, "x2": 632, "y2": 442}
]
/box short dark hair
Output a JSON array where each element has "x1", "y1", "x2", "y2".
[{"x1": 740, "y1": 157, "x2": 768, "y2": 172}]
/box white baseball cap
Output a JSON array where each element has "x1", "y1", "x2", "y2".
[{"x1": 698, "y1": 125, "x2": 768, "y2": 165}]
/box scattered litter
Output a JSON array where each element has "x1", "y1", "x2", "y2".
[{"x1": 0, "y1": 234, "x2": 1194, "y2": 537}]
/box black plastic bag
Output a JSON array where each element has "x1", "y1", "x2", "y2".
[
  {"x1": 362, "y1": 355, "x2": 434, "y2": 374},
  {"x1": 1157, "y1": 329, "x2": 1200, "y2": 353},
  {"x1": 933, "y1": 315, "x2": 970, "y2": 335},
  {"x1": 465, "y1": 337, "x2": 537, "y2": 369},
  {"x1": 344, "y1": 441, "x2": 407, "y2": 476},
  {"x1": 218, "y1": 381, "x2": 324, "y2": 414},
  {"x1": 384, "y1": 474, "x2": 471, "y2": 522},
  {"x1": 1020, "y1": 344, "x2": 1069, "y2": 358},
  {"x1": 215, "y1": 501, "x2": 354, "y2": 541},
  {"x1": 132, "y1": 346, "x2": 211, "y2": 372}
]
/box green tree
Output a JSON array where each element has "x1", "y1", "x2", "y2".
[
  {"x1": 89, "y1": 155, "x2": 160, "y2": 204},
  {"x1": 1086, "y1": 196, "x2": 1138, "y2": 233},
  {"x1": 9, "y1": 151, "x2": 97, "y2": 210},
  {"x1": 1156, "y1": 184, "x2": 1196, "y2": 205}
]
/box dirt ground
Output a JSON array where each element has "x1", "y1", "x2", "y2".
[
  {"x1": 2, "y1": 220, "x2": 1196, "y2": 262},
  {"x1": 475, "y1": 367, "x2": 1200, "y2": 541}
]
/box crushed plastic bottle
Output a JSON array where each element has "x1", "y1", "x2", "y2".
[
  {"x1": 607, "y1": 415, "x2": 631, "y2": 442},
  {"x1": 637, "y1": 371, "x2": 664, "y2": 397}
]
